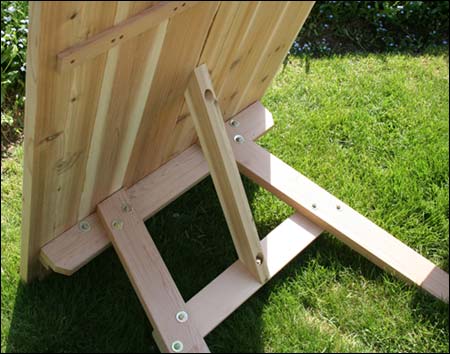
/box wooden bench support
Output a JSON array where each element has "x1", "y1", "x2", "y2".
[
  {"x1": 224, "y1": 114, "x2": 449, "y2": 303},
  {"x1": 187, "y1": 212, "x2": 324, "y2": 337},
  {"x1": 98, "y1": 190, "x2": 210, "y2": 353},
  {"x1": 40, "y1": 101, "x2": 273, "y2": 276},
  {"x1": 38, "y1": 70, "x2": 448, "y2": 353},
  {"x1": 185, "y1": 64, "x2": 270, "y2": 283}
]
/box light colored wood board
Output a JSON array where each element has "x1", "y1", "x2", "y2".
[
  {"x1": 97, "y1": 190, "x2": 209, "y2": 353},
  {"x1": 57, "y1": 1, "x2": 199, "y2": 72},
  {"x1": 21, "y1": 1, "x2": 118, "y2": 282},
  {"x1": 161, "y1": 1, "x2": 264, "y2": 158},
  {"x1": 185, "y1": 64, "x2": 270, "y2": 283},
  {"x1": 40, "y1": 101, "x2": 274, "y2": 276},
  {"x1": 79, "y1": 8, "x2": 169, "y2": 217},
  {"x1": 23, "y1": 2, "x2": 315, "y2": 281},
  {"x1": 187, "y1": 212, "x2": 323, "y2": 337},
  {"x1": 219, "y1": 1, "x2": 290, "y2": 118},
  {"x1": 230, "y1": 138, "x2": 449, "y2": 303},
  {"x1": 124, "y1": 1, "x2": 219, "y2": 186},
  {"x1": 233, "y1": 1, "x2": 315, "y2": 115}
]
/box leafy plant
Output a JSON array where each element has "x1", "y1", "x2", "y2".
[{"x1": 292, "y1": 1, "x2": 449, "y2": 56}]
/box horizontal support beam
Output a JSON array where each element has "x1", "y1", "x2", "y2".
[
  {"x1": 225, "y1": 121, "x2": 449, "y2": 303},
  {"x1": 187, "y1": 212, "x2": 324, "y2": 337},
  {"x1": 57, "y1": 1, "x2": 198, "y2": 72},
  {"x1": 40, "y1": 101, "x2": 274, "y2": 275}
]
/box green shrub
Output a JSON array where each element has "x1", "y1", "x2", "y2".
[
  {"x1": 1, "y1": 1, "x2": 28, "y2": 151},
  {"x1": 292, "y1": 1, "x2": 449, "y2": 56}
]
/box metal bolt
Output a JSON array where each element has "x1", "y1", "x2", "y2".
[
  {"x1": 234, "y1": 134, "x2": 245, "y2": 144},
  {"x1": 78, "y1": 220, "x2": 91, "y2": 232},
  {"x1": 312, "y1": 203, "x2": 317, "y2": 209},
  {"x1": 112, "y1": 219, "x2": 123, "y2": 230},
  {"x1": 171, "y1": 340, "x2": 184, "y2": 352},
  {"x1": 336, "y1": 204, "x2": 342, "y2": 211},
  {"x1": 229, "y1": 119, "x2": 240, "y2": 127},
  {"x1": 176, "y1": 311, "x2": 188, "y2": 323},
  {"x1": 121, "y1": 203, "x2": 131, "y2": 213}
]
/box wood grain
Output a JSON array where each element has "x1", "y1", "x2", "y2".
[
  {"x1": 23, "y1": 1, "x2": 314, "y2": 281},
  {"x1": 187, "y1": 212, "x2": 323, "y2": 336},
  {"x1": 57, "y1": 1, "x2": 199, "y2": 72},
  {"x1": 229, "y1": 135, "x2": 450, "y2": 303},
  {"x1": 40, "y1": 101, "x2": 274, "y2": 276},
  {"x1": 98, "y1": 190, "x2": 209, "y2": 353},
  {"x1": 185, "y1": 64, "x2": 270, "y2": 283}
]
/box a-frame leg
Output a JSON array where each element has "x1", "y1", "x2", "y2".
[
  {"x1": 98, "y1": 190, "x2": 209, "y2": 353},
  {"x1": 185, "y1": 64, "x2": 270, "y2": 284}
]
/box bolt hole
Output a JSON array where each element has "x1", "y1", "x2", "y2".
[
  {"x1": 182, "y1": 3, "x2": 186, "y2": 7},
  {"x1": 70, "y1": 59, "x2": 75, "y2": 64},
  {"x1": 336, "y1": 205, "x2": 342, "y2": 211},
  {"x1": 119, "y1": 35, "x2": 124, "y2": 39},
  {"x1": 173, "y1": 7, "x2": 178, "y2": 11},
  {"x1": 256, "y1": 253, "x2": 264, "y2": 265},
  {"x1": 204, "y1": 89, "x2": 215, "y2": 102},
  {"x1": 111, "y1": 38, "x2": 116, "y2": 43},
  {"x1": 312, "y1": 203, "x2": 317, "y2": 209}
]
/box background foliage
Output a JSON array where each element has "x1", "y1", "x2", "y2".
[{"x1": 1, "y1": 1, "x2": 449, "y2": 153}]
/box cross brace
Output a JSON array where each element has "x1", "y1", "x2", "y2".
[{"x1": 40, "y1": 65, "x2": 449, "y2": 353}]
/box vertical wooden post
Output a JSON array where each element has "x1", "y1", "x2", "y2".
[{"x1": 185, "y1": 64, "x2": 270, "y2": 284}]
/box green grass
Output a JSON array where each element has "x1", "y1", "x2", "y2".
[{"x1": 1, "y1": 52, "x2": 449, "y2": 353}]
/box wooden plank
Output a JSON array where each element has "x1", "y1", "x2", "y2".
[
  {"x1": 57, "y1": 1, "x2": 199, "y2": 72},
  {"x1": 185, "y1": 64, "x2": 270, "y2": 283},
  {"x1": 124, "y1": 1, "x2": 219, "y2": 186},
  {"x1": 187, "y1": 212, "x2": 323, "y2": 337},
  {"x1": 21, "y1": 1, "x2": 118, "y2": 282},
  {"x1": 98, "y1": 190, "x2": 209, "y2": 353},
  {"x1": 228, "y1": 135, "x2": 450, "y2": 303},
  {"x1": 233, "y1": 1, "x2": 315, "y2": 115},
  {"x1": 40, "y1": 101, "x2": 274, "y2": 276},
  {"x1": 79, "y1": 3, "x2": 169, "y2": 217}
]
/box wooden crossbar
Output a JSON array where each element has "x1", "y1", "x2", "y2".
[
  {"x1": 226, "y1": 109, "x2": 450, "y2": 303},
  {"x1": 98, "y1": 190, "x2": 209, "y2": 353},
  {"x1": 187, "y1": 213, "x2": 323, "y2": 337},
  {"x1": 57, "y1": 1, "x2": 199, "y2": 71}
]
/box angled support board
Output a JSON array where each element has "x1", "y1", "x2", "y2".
[
  {"x1": 224, "y1": 107, "x2": 450, "y2": 303},
  {"x1": 97, "y1": 190, "x2": 210, "y2": 353},
  {"x1": 185, "y1": 64, "x2": 270, "y2": 283}
]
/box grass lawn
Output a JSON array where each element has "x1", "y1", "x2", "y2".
[{"x1": 1, "y1": 52, "x2": 449, "y2": 353}]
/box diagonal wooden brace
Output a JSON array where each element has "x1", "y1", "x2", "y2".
[
  {"x1": 97, "y1": 190, "x2": 210, "y2": 353},
  {"x1": 185, "y1": 64, "x2": 270, "y2": 284}
]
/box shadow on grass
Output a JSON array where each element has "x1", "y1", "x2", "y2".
[{"x1": 6, "y1": 174, "x2": 449, "y2": 352}]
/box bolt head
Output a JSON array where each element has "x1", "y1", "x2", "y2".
[
  {"x1": 112, "y1": 219, "x2": 123, "y2": 230},
  {"x1": 229, "y1": 119, "x2": 240, "y2": 127},
  {"x1": 78, "y1": 220, "x2": 91, "y2": 232},
  {"x1": 234, "y1": 134, "x2": 245, "y2": 143},
  {"x1": 171, "y1": 340, "x2": 183, "y2": 352},
  {"x1": 176, "y1": 311, "x2": 188, "y2": 323}
]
